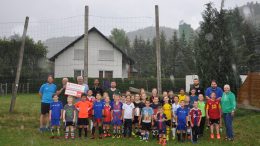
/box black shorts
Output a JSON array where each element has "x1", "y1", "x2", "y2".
[
  {"x1": 133, "y1": 116, "x2": 139, "y2": 124},
  {"x1": 166, "y1": 120, "x2": 171, "y2": 127},
  {"x1": 41, "y1": 102, "x2": 50, "y2": 115},
  {"x1": 141, "y1": 122, "x2": 151, "y2": 131},
  {"x1": 209, "y1": 118, "x2": 220, "y2": 125},
  {"x1": 188, "y1": 121, "x2": 191, "y2": 127},
  {"x1": 65, "y1": 121, "x2": 75, "y2": 126},
  {"x1": 78, "y1": 118, "x2": 89, "y2": 126},
  {"x1": 172, "y1": 122, "x2": 177, "y2": 128}
]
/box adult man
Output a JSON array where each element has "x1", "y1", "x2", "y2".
[
  {"x1": 205, "y1": 80, "x2": 223, "y2": 100},
  {"x1": 189, "y1": 78, "x2": 204, "y2": 96},
  {"x1": 39, "y1": 75, "x2": 57, "y2": 132},
  {"x1": 76, "y1": 76, "x2": 89, "y2": 103},
  {"x1": 107, "y1": 81, "x2": 121, "y2": 102},
  {"x1": 56, "y1": 78, "x2": 69, "y2": 106},
  {"x1": 90, "y1": 79, "x2": 103, "y2": 97}
]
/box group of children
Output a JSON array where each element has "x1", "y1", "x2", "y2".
[{"x1": 48, "y1": 88, "x2": 222, "y2": 145}]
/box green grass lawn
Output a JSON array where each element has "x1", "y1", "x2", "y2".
[{"x1": 0, "y1": 94, "x2": 260, "y2": 146}]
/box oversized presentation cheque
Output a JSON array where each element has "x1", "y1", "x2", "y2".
[{"x1": 65, "y1": 82, "x2": 86, "y2": 98}]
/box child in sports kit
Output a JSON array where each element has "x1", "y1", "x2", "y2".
[
  {"x1": 133, "y1": 94, "x2": 145, "y2": 136},
  {"x1": 141, "y1": 93, "x2": 147, "y2": 103},
  {"x1": 63, "y1": 96, "x2": 76, "y2": 139},
  {"x1": 91, "y1": 93, "x2": 104, "y2": 139},
  {"x1": 139, "y1": 100, "x2": 154, "y2": 142},
  {"x1": 103, "y1": 96, "x2": 112, "y2": 137},
  {"x1": 206, "y1": 92, "x2": 222, "y2": 139},
  {"x1": 87, "y1": 90, "x2": 95, "y2": 133},
  {"x1": 111, "y1": 94, "x2": 123, "y2": 138},
  {"x1": 162, "y1": 96, "x2": 172, "y2": 141},
  {"x1": 156, "y1": 106, "x2": 167, "y2": 146},
  {"x1": 184, "y1": 95, "x2": 192, "y2": 140},
  {"x1": 198, "y1": 94, "x2": 206, "y2": 137},
  {"x1": 171, "y1": 95, "x2": 180, "y2": 140},
  {"x1": 75, "y1": 93, "x2": 93, "y2": 139},
  {"x1": 49, "y1": 94, "x2": 63, "y2": 138},
  {"x1": 190, "y1": 89, "x2": 198, "y2": 108},
  {"x1": 178, "y1": 89, "x2": 186, "y2": 102},
  {"x1": 176, "y1": 100, "x2": 189, "y2": 142},
  {"x1": 189, "y1": 101, "x2": 202, "y2": 143},
  {"x1": 122, "y1": 95, "x2": 135, "y2": 137},
  {"x1": 150, "y1": 96, "x2": 161, "y2": 139}
]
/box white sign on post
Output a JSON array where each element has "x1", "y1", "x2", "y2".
[{"x1": 65, "y1": 82, "x2": 85, "y2": 98}]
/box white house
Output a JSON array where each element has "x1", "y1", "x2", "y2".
[{"x1": 50, "y1": 27, "x2": 135, "y2": 78}]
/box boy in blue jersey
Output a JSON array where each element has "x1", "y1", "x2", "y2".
[
  {"x1": 176, "y1": 100, "x2": 189, "y2": 142},
  {"x1": 49, "y1": 94, "x2": 63, "y2": 138},
  {"x1": 91, "y1": 93, "x2": 104, "y2": 139},
  {"x1": 190, "y1": 89, "x2": 198, "y2": 108},
  {"x1": 111, "y1": 94, "x2": 123, "y2": 138}
]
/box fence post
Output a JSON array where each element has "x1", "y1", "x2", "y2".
[
  {"x1": 9, "y1": 16, "x2": 29, "y2": 112},
  {"x1": 27, "y1": 83, "x2": 29, "y2": 93},
  {"x1": 5, "y1": 83, "x2": 7, "y2": 95}
]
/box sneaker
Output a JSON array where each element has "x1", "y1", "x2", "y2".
[
  {"x1": 39, "y1": 128, "x2": 44, "y2": 132},
  {"x1": 132, "y1": 131, "x2": 136, "y2": 136},
  {"x1": 90, "y1": 136, "x2": 95, "y2": 139},
  {"x1": 172, "y1": 136, "x2": 175, "y2": 140},
  {"x1": 107, "y1": 133, "x2": 111, "y2": 137},
  {"x1": 166, "y1": 135, "x2": 169, "y2": 141},
  {"x1": 210, "y1": 134, "x2": 214, "y2": 139},
  {"x1": 112, "y1": 135, "x2": 115, "y2": 139},
  {"x1": 217, "y1": 134, "x2": 221, "y2": 139},
  {"x1": 162, "y1": 140, "x2": 167, "y2": 146},
  {"x1": 99, "y1": 135, "x2": 103, "y2": 139},
  {"x1": 117, "y1": 134, "x2": 121, "y2": 138}
]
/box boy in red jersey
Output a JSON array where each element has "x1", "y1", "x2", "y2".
[
  {"x1": 103, "y1": 96, "x2": 112, "y2": 137},
  {"x1": 206, "y1": 92, "x2": 221, "y2": 139}
]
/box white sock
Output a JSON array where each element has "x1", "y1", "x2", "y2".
[{"x1": 172, "y1": 128, "x2": 176, "y2": 137}]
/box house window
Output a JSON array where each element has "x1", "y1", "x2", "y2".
[
  {"x1": 74, "y1": 49, "x2": 84, "y2": 60},
  {"x1": 99, "y1": 71, "x2": 113, "y2": 78},
  {"x1": 74, "y1": 70, "x2": 84, "y2": 78},
  {"x1": 98, "y1": 50, "x2": 114, "y2": 61},
  {"x1": 99, "y1": 71, "x2": 104, "y2": 79},
  {"x1": 105, "y1": 71, "x2": 113, "y2": 78}
]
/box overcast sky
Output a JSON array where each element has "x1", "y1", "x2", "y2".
[{"x1": 0, "y1": 0, "x2": 258, "y2": 39}]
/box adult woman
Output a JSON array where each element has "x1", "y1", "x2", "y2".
[{"x1": 221, "y1": 84, "x2": 236, "y2": 141}]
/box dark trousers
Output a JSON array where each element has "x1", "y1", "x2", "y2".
[
  {"x1": 192, "y1": 126, "x2": 199, "y2": 142},
  {"x1": 124, "y1": 119, "x2": 133, "y2": 137},
  {"x1": 223, "y1": 113, "x2": 234, "y2": 139},
  {"x1": 199, "y1": 117, "x2": 206, "y2": 135}
]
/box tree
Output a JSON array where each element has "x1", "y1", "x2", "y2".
[
  {"x1": 0, "y1": 35, "x2": 49, "y2": 82},
  {"x1": 109, "y1": 28, "x2": 131, "y2": 55},
  {"x1": 194, "y1": 2, "x2": 242, "y2": 92}
]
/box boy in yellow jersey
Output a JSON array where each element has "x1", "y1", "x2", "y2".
[
  {"x1": 163, "y1": 96, "x2": 172, "y2": 141},
  {"x1": 178, "y1": 89, "x2": 186, "y2": 103}
]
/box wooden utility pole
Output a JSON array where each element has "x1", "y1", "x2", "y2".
[
  {"x1": 9, "y1": 16, "x2": 29, "y2": 112},
  {"x1": 155, "y1": 5, "x2": 162, "y2": 95},
  {"x1": 84, "y1": 6, "x2": 89, "y2": 83}
]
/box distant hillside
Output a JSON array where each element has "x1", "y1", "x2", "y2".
[
  {"x1": 126, "y1": 26, "x2": 177, "y2": 42},
  {"x1": 44, "y1": 36, "x2": 78, "y2": 58}
]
